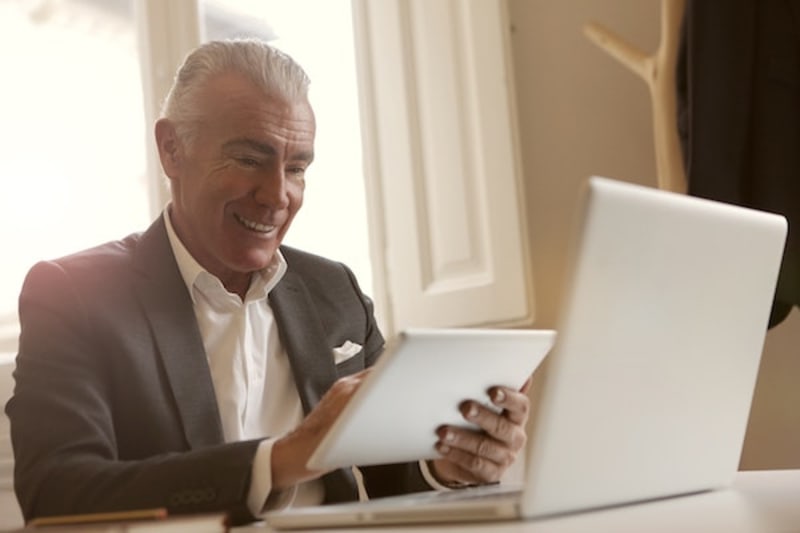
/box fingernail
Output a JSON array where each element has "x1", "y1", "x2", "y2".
[
  {"x1": 468, "y1": 404, "x2": 479, "y2": 419},
  {"x1": 494, "y1": 389, "x2": 506, "y2": 404},
  {"x1": 438, "y1": 444, "x2": 451, "y2": 454},
  {"x1": 445, "y1": 431, "x2": 455, "y2": 443}
]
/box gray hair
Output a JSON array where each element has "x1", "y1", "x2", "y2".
[{"x1": 161, "y1": 39, "x2": 311, "y2": 145}]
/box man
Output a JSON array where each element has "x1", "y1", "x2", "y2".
[{"x1": 6, "y1": 39, "x2": 531, "y2": 525}]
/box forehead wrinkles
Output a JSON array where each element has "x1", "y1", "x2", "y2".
[
  {"x1": 252, "y1": 102, "x2": 315, "y2": 141},
  {"x1": 193, "y1": 71, "x2": 315, "y2": 143},
  {"x1": 217, "y1": 92, "x2": 315, "y2": 146}
]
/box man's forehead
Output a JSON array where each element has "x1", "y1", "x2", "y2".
[
  {"x1": 222, "y1": 137, "x2": 315, "y2": 162},
  {"x1": 203, "y1": 79, "x2": 313, "y2": 124},
  {"x1": 189, "y1": 72, "x2": 314, "y2": 150}
]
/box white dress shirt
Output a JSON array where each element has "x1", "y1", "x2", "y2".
[{"x1": 163, "y1": 209, "x2": 324, "y2": 515}]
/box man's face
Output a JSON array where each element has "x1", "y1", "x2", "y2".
[{"x1": 161, "y1": 72, "x2": 315, "y2": 291}]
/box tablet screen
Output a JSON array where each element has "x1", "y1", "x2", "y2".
[{"x1": 307, "y1": 328, "x2": 556, "y2": 470}]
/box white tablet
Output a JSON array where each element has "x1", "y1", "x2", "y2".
[{"x1": 306, "y1": 328, "x2": 556, "y2": 470}]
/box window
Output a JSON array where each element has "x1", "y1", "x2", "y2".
[
  {"x1": 0, "y1": 0, "x2": 532, "y2": 351},
  {"x1": 193, "y1": 0, "x2": 534, "y2": 334},
  {"x1": 0, "y1": 0, "x2": 150, "y2": 355},
  {"x1": 197, "y1": 0, "x2": 374, "y2": 294},
  {"x1": 352, "y1": 0, "x2": 534, "y2": 333}
]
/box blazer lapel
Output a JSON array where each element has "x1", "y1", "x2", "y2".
[
  {"x1": 133, "y1": 216, "x2": 225, "y2": 448},
  {"x1": 269, "y1": 267, "x2": 359, "y2": 502},
  {"x1": 269, "y1": 270, "x2": 339, "y2": 415}
]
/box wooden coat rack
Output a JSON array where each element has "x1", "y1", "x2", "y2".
[{"x1": 584, "y1": 0, "x2": 687, "y2": 194}]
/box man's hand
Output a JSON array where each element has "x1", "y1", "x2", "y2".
[
  {"x1": 429, "y1": 378, "x2": 532, "y2": 487},
  {"x1": 270, "y1": 369, "x2": 370, "y2": 490}
]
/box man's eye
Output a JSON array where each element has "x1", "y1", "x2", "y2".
[
  {"x1": 288, "y1": 167, "x2": 307, "y2": 178},
  {"x1": 236, "y1": 157, "x2": 260, "y2": 168}
]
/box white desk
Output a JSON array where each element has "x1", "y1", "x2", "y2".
[{"x1": 236, "y1": 469, "x2": 800, "y2": 532}]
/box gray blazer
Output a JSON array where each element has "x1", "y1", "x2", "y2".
[{"x1": 6, "y1": 216, "x2": 429, "y2": 525}]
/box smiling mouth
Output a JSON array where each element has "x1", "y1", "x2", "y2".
[{"x1": 235, "y1": 213, "x2": 277, "y2": 234}]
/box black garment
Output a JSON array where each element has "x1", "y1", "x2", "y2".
[{"x1": 677, "y1": 0, "x2": 800, "y2": 327}]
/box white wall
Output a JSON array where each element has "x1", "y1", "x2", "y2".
[
  {"x1": 742, "y1": 309, "x2": 800, "y2": 469},
  {"x1": 507, "y1": 0, "x2": 800, "y2": 470}
]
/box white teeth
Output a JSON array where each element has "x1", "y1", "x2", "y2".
[{"x1": 236, "y1": 214, "x2": 275, "y2": 233}]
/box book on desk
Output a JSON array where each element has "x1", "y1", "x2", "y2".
[{"x1": 19, "y1": 508, "x2": 228, "y2": 532}]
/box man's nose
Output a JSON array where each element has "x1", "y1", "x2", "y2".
[{"x1": 253, "y1": 171, "x2": 289, "y2": 208}]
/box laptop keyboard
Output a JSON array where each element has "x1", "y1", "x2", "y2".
[{"x1": 371, "y1": 483, "x2": 522, "y2": 506}]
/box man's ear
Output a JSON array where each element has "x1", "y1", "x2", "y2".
[{"x1": 154, "y1": 118, "x2": 182, "y2": 179}]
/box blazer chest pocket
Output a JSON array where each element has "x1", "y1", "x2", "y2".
[{"x1": 334, "y1": 350, "x2": 365, "y2": 377}]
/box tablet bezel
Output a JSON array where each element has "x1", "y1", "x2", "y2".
[{"x1": 306, "y1": 328, "x2": 556, "y2": 470}]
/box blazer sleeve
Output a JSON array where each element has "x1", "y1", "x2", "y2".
[{"x1": 6, "y1": 261, "x2": 260, "y2": 525}]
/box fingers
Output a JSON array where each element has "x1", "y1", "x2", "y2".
[
  {"x1": 433, "y1": 415, "x2": 523, "y2": 484},
  {"x1": 489, "y1": 385, "x2": 530, "y2": 425},
  {"x1": 436, "y1": 399, "x2": 527, "y2": 459},
  {"x1": 304, "y1": 368, "x2": 371, "y2": 436},
  {"x1": 450, "y1": 386, "x2": 529, "y2": 453},
  {"x1": 429, "y1": 458, "x2": 484, "y2": 487},
  {"x1": 321, "y1": 368, "x2": 370, "y2": 411},
  {"x1": 433, "y1": 440, "x2": 507, "y2": 484},
  {"x1": 272, "y1": 370, "x2": 372, "y2": 489},
  {"x1": 436, "y1": 425, "x2": 518, "y2": 468},
  {"x1": 431, "y1": 384, "x2": 531, "y2": 486}
]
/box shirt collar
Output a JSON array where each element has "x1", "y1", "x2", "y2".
[{"x1": 163, "y1": 206, "x2": 287, "y2": 304}]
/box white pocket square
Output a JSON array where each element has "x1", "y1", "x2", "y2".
[{"x1": 332, "y1": 340, "x2": 362, "y2": 364}]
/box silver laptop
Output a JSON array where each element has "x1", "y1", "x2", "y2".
[{"x1": 265, "y1": 176, "x2": 788, "y2": 529}]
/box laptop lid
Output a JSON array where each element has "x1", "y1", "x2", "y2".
[{"x1": 520, "y1": 176, "x2": 787, "y2": 516}]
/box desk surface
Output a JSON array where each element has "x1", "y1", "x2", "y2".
[{"x1": 235, "y1": 469, "x2": 800, "y2": 533}]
